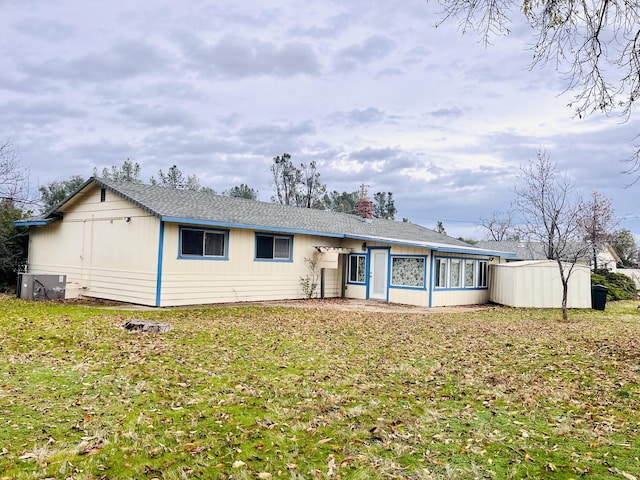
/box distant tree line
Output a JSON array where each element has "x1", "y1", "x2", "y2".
[{"x1": 41, "y1": 154, "x2": 398, "y2": 220}]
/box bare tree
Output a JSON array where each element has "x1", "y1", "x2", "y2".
[
  {"x1": 478, "y1": 210, "x2": 517, "y2": 241},
  {"x1": 0, "y1": 140, "x2": 31, "y2": 207},
  {"x1": 298, "y1": 161, "x2": 326, "y2": 209},
  {"x1": 514, "y1": 150, "x2": 590, "y2": 320},
  {"x1": 0, "y1": 140, "x2": 30, "y2": 288},
  {"x1": 270, "y1": 153, "x2": 301, "y2": 206},
  {"x1": 270, "y1": 154, "x2": 327, "y2": 209},
  {"x1": 577, "y1": 190, "x2": 616, "y2": 270},
  {"x1": 432, "y1": 0, "x2": 640, "y2": 181}
]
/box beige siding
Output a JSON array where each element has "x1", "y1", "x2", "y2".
[
  {"x1": 344, "y1": 283, "x2": 367, "y2": 300},
  {"x1": 158, "y1": 225, "x2": 343, "y2": 306},
  {"x1": 26, "y1": 184, "x2": 159, "y2": 305},
  {"x1": 389, "y1": 288, "x2": 429, "y2": 306},
  {"x1": 431, "y1": 289, "x2": 490, "y2": 307}
]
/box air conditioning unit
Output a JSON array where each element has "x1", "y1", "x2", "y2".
[{"x1": 17, "y1": 273, "x2": 67, "y2": 301}]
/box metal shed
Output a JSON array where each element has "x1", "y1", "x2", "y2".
[{"x1": 489, "y1": 260, "x2": 591, "y2": 309}]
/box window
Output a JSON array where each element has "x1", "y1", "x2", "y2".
[
  {"x1": 478, "y1": 261, "x2": 488, "y2": 287},
  {"x1": 450, "y1": 259, "x2": 462, "y2": 288},
  {"x1": 435, "y1": 258, "x2": 447, "y2": 287},
  {"x1": 180, "y1": 227, "x2": 227, "y2": 258},
  {"x1": 256, "y1": 234, "x2": 292, "y2": 260},
  {"x1": 434, "y1": 257, "x2": 489, "y2": 289},
  {"x1": 348, "y1": 254, "x2": 366, "y2": 283},
  {"x1": 464, "y1": 260, "x2": 475, "y2": 287},
  {"x1": 100, "y1": 188, "x2": 106, "y2": 202},
  {"x1": 391, "y1": 256, "x2": 425, "y2": 288}
]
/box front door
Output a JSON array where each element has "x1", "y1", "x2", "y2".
[{"x1": 369, "y1": 248, "x2": 389, "y2": 300}]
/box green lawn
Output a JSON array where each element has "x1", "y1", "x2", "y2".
[{"x1": 0, "y1": 295, "x2": 638, "y2": 479}]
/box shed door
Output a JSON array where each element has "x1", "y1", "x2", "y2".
[{"x1": 369, "y1": 249, "x2": 388, "y2": 300}]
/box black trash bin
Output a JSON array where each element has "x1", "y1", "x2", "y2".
[{"x1": 591, "y1": 284, "x2": 608, "y2": 311}]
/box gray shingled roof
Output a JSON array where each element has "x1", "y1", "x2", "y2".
[
  {"x1": 32, "y1": 177, "x2": 512, "y2": 256},
  {"x1": 474, "y1": 241, "x2": 550, "y2": 260}
]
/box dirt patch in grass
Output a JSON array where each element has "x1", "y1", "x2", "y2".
[{"x1": 223, "y1": 297, "x2": 494, "y2": 314}]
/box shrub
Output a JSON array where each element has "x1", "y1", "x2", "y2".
[{"x1": 591, "y1": 270, "x2": 637, "y2": 300}]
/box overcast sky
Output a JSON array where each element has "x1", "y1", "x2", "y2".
[{"x1": 2, "y1": 0, "x2": 639, "y2": 239}]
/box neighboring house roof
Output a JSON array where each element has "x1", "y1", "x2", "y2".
[
  {"x1": 474, "y1": 241, "x2": 550, "y2": 261},
  {"x1": 601, "y1": 244, "x2": 622, "y2": 264},
  {"x1": 17, "y1": 177, "x2": 516, "y2": 257},
  {"x1": 476, "y1": 240, "x2": 621, "y2": 266}
]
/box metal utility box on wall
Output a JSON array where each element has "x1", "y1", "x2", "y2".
[{"x1": 17, "y1": 273, "x2": 66, "y2": 300}]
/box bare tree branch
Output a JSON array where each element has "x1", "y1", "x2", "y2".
[
  {"x1": 433, "y1": 0, "x2": 640, "y2": 181},
  {"x1": 0, "y1": 140, "x2": 33, "y2": 208}
]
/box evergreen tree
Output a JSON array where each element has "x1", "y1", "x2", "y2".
[{"x1": 38, "y1": 175, "x2": 85, "y2": 213}]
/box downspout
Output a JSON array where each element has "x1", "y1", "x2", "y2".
[
  {"x1": 428, "y1": 253, "x2": 434, "y2": 308},
  {"x1": 155, "y1": 221, "x2": 165, "y2": 307},
  {"x1": 340, "y1": 254, "x2": 347, "y2": 298}
]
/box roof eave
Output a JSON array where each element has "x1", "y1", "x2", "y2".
[
  {"x1": 13, "y1": 218, "x2": 57, "y2": 227},
  {"x1": 160, "y1": 216, "x2": 345, "y2": 238}
]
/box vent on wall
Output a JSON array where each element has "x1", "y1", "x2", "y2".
[{"x1": 17, "y1": 273, "x2": 66, "y2": 301}]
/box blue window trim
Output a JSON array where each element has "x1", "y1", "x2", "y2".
[
  {"x1": 178, "y1": 226, "x2": 229, "y2": 260},
  {"x1": 433, "y1": 256, "x2": 490, "y2": 290},
  {"x1": 254, "y1": 232, "x2": 294, "y2": 262},
  {"x1": 347, "y1": 253, "x2": 367, "y2": 285},
  {"x1": 389, "y1": 254, "x2": 427, "y2": 291}
]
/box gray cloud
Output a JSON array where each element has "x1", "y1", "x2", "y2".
[
  {"x1": 183, "y1": 35, "x2": 321, "y2": 78},
  {"x1": 21, "y1": 40, "x2": 171, "y2": 83},
  {"x1": 328, "y1": 107, "x2": 386, "y2": 126},
  {"x1": 13, "y1": 18, "x2": 75, "y2": 41},
  {"x1": 334, "y1": 35, "x2": 395, "y2": 72},
  {"x1": 237, "y1": 120, "x2": 317, "y2": 153},
  {"x1": 0, "y1": 99, "x2": 85, "y2": 126},
  {"x1": 349, "y1": 146, "x2": 401, "y2": 162},
  {"x1": 116, "y1": 102, "x2": 202, "y2": 129},
  {"x1": 428, "y1": 107, "x2": 466, "y2": 120},
  {"x1": 289, "y1": 13, "x2": 353, "y2": 39}
]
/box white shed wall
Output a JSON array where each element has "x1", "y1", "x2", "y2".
[{"x1": 490, "y1": 261, "x2": 591, "y2": 308}]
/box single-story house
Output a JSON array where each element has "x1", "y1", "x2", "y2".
[{"x1": 15, "y1": 177, "x2": 516, "y2": 307}]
